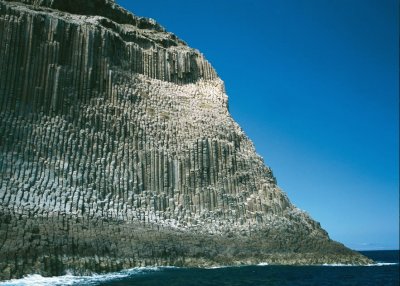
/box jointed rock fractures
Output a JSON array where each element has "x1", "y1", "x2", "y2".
[{"x1": 0, "y1": 0, "x2": 370, "y2": 280}]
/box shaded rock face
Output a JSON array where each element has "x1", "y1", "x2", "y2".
[{"x1": 0, "y1": 0, "x2": 370, "y2": 280}]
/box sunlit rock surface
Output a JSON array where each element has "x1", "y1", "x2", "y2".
[{"x1": 0, "y1": 0, "x2": 371, "y2": 280}]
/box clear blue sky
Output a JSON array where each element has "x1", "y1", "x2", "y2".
[{"x1": 116, "y1": 0, "x2": 399, "y2": 251}]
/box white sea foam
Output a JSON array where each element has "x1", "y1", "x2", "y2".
[
  {"x1": 205, "y1": 266, "x2": 229, "y2": 269},
  {"x1": 0, "y1": 267, "x2": 162, "y2": 286},
  {"x1": 322, "y1": 262, "x2": 399, "y2": 267},
  {"x1": 322, "y1": 263, "x2": 356, "y2": 267},
  {"x1": 367, "y1": 262, "x2": 399, "y2": 266},
  {"x1": 0, "y1": 274, "x2": 91, "y2": 286},
  {"x1": 257, "y1": 263, "x2": 269, "y2": 266}
]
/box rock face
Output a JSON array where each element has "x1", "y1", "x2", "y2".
[{"x1": 0, "y1": 0, "x2": 371, "y2": 280}]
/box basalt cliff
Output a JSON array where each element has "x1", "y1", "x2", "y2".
[{"x1": 0, "y1": 0, "x2": 371, "y2": 280}]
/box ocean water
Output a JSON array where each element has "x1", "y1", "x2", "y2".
[{"x1": 1, "y1": 250, "x2": 398, "y2": 286}]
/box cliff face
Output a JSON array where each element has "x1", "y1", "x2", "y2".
[{"x1": 0, "y1": 0, "x2": 370, "y2": 280}]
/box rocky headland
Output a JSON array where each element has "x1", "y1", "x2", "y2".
[{"x1": 0, "y1": 0, "x2": 371, "y2": 280}]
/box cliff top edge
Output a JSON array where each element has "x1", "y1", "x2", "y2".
[{"x1": 3, "y1": 0, "x2": 169, "y2": 32}]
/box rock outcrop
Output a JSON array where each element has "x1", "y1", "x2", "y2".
[{"x1": 0, "y1": 0, "x2": 371, "y2": 280}]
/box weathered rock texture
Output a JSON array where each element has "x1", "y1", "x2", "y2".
[{"x1": 0, "y1": 0, "x2": 371, "y2": 280}]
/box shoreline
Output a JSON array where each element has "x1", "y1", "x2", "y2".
[{"x1": 3, "y1": 258, "x2": 400, "y2": 285}]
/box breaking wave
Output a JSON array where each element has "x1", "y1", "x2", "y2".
[
  {"x1": 322, "y1": 262, "x2": 399, "y2": 267},
  {"x1": 257, "y1": 263, "x2": 269, "y2": 266},
  {"x1": 0, "y1": 267, "x2": 162, "y2": 286},
  {"x1": 367, "y1": 262, "x2": 399, "y2": 266}
]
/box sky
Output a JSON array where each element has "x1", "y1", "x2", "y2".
[{"x1": 116, "y1": 0, "x2": 399, "y2": 251}]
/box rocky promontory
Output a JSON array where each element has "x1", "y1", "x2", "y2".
[{"x1": 0, "y1": 0, "x2": 371, "y2": 280}]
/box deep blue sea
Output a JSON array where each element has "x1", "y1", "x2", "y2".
[{"x1": 1, "y1": 251, "x2": 398, "y2": 286}]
